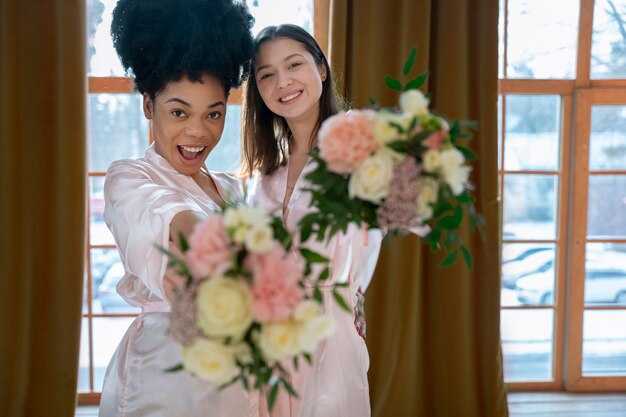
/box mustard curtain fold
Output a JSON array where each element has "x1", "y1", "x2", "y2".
[
  {"x1": 0, "y1": 0, "x2": 86, "y2": 415},
  {"x1": 329, "y1": 1, "x2": 508, "y2": 416}
]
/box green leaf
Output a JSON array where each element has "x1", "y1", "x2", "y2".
[
  {"x1": 368, "y1": 97, "x2": 381, "y2": 108},
  {"x1": 403, "y1": 45, "x2": 418, "y2": 76},
  {"x1": 404, "y1": 71, "x2": 429, "y2": 91},
  {"x1": 333, "y1": 290, "x2": 352, "y2": 312},
  {"x1": 313, "y1": 287, "x2": 323, "y2": 303},
  {"x1": 299, "y1": 248, "x2": 330, "y2": 263},
  {"x1": 437, "y1": 215, "x2": 460, "y2": 230},
  {"x1": 268, "y1": 383, "x2": 280, "y2": 410},
  {"x1": 318, "y1": 267, "x2": 330, "y2": 281},
  {"x1": 456, "y1": 146, "x2": 477, "y2": 160},
  {"x1": 178, "y1": 232, "x2": 189, "y2": 252},
  {"x1": 460, "y1": 245, "x2": 474, "y2": 270},
  {"x1": 384, "y1": 75, "x2": 403, "y2": 91},
  {"x1": 282, "y1": 379, "x2": 299, "y2": 397},
  {"x1": 165, "y1": 363, "x2": 184, "y2": 373},
  {"x1": 386, "y1": 140, "x2": 408, "y2": 153},
  {"x1": 440, "y1": 250, "x2": 458, "y2": 268}
]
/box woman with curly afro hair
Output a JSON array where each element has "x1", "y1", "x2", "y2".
[{"x1": 98, "y1": 1, "x2": 257, "y2": 416}]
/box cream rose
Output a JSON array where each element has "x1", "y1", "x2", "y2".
[
  {"x1": 197, "y1": 277, "x2": 253, "y2": 340},
  {"x1": 292, "y1": 300, "x2": 321, "y2": 322},
  {"x1": 244, "y1": 224, "x2": 274, "y2": 254},
  {"x1": 440, "y1": 148, "x2": 471, "y2": 195},
  {"x1": 180, "y1": 338, "x2": 237, "y2": 384},
  {"x1": 238, "y1": 206, "x2": 271, "y2": 228},
  {"x1": 297, "y1": 315, "x2": 335, "y2": 353},
  {"x1": 422, "y1": 149, "x2": 442, "y2": 173},
  {"x1": 399, "y1": 89, "x2": 430, "y2": 116},
  {"x1": 348, "y1": 151, "x2": 394, "y2": 203},
  {"x1": 258, "y1": 321, "x2": 301, "y2": 361},
  {"x1": 418, "y1": 177, "x2": 439, "y2": 205},
  {"x1": 374, "y1": 111, "x2": 413, "y2": 145},
  {"x1": 416, "y1": 200, "x2": 434, "y2": 221}
]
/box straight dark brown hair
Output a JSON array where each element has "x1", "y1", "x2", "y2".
[{"x1": 240, "y1": 24, "x2": 344, "y2": 176}]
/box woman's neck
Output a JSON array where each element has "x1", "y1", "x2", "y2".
[{"x1": 287, "y1": 120, "x2": 316, "y2": 158}]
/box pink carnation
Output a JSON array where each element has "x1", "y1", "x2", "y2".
[
  {"x1": 185, "y1": 215, "x2": 233, "y2": 280},
  {"x1": 246, "y1": 244, "x2": 304, "y2": 322},
  {"x1": 318, "y1": 110, "x2": 379, "y2": 174}
]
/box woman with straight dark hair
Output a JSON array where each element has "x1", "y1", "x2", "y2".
[{"x1": 242, "y1": 24, "x2": 381, "y2": 417}]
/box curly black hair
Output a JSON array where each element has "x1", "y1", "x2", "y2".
[{"x1": 111, "y1": 0, "x2": 254, "y2": 98}]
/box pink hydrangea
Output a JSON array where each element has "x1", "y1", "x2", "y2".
[
  {"x1": 318, "y1": 110, "x2": 379, "y2": 174},
  {"x1": 185, "y1": 215, "x2": 233, "y2": 281},
  {"x1": 245, "y1": 244, "x2": 304, "y2": 322}
]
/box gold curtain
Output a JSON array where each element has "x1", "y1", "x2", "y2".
[
  {"x1": 0, "y1": 0, "x2": 86, "y2": 415},
  {"x1": 329, "y1": 0, "x2": 508, "y2": 416}
]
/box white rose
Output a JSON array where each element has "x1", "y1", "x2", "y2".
[
  {"x1": 422, "y1": 149, "x2": 442, "y2": 173},
  {"x1": 297, "y1": 315, "x2": 335, "y2": 354},
  {"x1": 237, "y1": 206, "x2": 271, "y2": 228},
  {"x1": 440, "y1": 148, "x2": 472, "y2": 195},
  {"x1": 293, "y1": 300, "x2": 321, "y2": 322},
  {"x1": 259, "y1": 321, "x2": 301, "y2": 361},
  {"x1": 399, "y1": 89, "x2": 429, "y2": 116},
  {"x1": 416, "y1": 200, "x2": 434, "y2": 221},
  {"x1": 244, "y1": 224, "x2": 274, "y2": 254},
  {"x1": 232, "y1": 226, "x2": 248, "y2": 244},
  {"x1": 418, "y1": 177, "x2": 439, "y2": 205},
  {"x1": 374, "y1": 111, "x2": 413, "y2": 145},
  {"x1": 223, "y1": 208, "x2": 242, "y2": 229},
  {"x1": 180, "y1": 338, "x2": 237, "y2": 384},
  {"x1": 232, "y1": 342, "x2": 253, "y2": 365},
  {"x1": 348, "y1": 151, "x2": 394, "y2": 204},
  {"x1": 197, "y1": 277, "x2": 253, "y2": 340}
]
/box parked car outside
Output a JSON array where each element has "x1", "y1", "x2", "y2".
[
  {"x1": 516, "y1": 261, "x2": 626, "y2": 305},
  {"x1": 98, "y1": 261, "x2": 139, "y2": 313},
  {"x1": 502, "y1": 247, "x2": 553, "y2": 289}
]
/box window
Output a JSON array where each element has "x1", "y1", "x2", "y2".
[
  {"x1": 499, "y1": 0, "x2": 626, "y2": 391},
  {"x1": 79, "y1": 0, "x2": 328, "y2": 404}
]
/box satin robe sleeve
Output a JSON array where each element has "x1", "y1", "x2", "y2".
[{"x1": 103, "y1": 160, "x2": 208, "y2": 302}]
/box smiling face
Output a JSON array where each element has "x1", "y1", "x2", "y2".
[
  {"x1": 254, "y1": 37, "x2": 327, "y2": 128},
  {"x1": 143, "y1": 74, "x2": 227, "y2": 176}
]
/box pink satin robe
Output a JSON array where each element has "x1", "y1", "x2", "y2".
[
  {"x1": 98, "y1": 144, "x2": 257, "y2": 417},
  {"x1": 247, "y1": 161, "x2": 383, "y2": 417}
]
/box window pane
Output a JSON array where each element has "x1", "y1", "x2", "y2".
[
  {"x1": 205, "y1": 105, "x2": 242, "y2": 174},
  {"x1": 249, "y1": 0, "x2": 313, "y2": 35},
  {"x1": 88, "y1": 93, "x2": 148, "y2": 172},
  {"x1": 502, "y1": 243, "x2": 556, "y2": 307},
  {"x1": 503, "y1": 174, "x2": 558, "y2": 240},
  {"x1": 504, "y1": 95, "x2": 561, "y2": 171},
  {"x1": 91, "y1": 248, "x2": 128, "y2": 313},
  {"x1": 78, "y1": 318, "x2": 91, "y2": 391},
  {"x1": 591, "y1": 0, "x2": 626, "y2": 79},
  {"x1": 95, "y1": 257, "x2": 141, "y2": 315},
  {"x1": 498, "y1": 95, "x2": 503, "y2": 172},
  {"x1": 587, "y1": 175, "x2": 626, "y2": 239},
  {"x1": 506, "y1": 0, "x2": 578, "y2": 79},
  {"x1": 93, "y1": 317, "x2": 135, "y2": 391},
  {"x1": 589, "y1": 105, "x2": 626, "y2": 171},
  {"x1": 498, "y1": 0, "x2": 505, "y2": 78},
  {"x1": 87, "y1": 0, "x2": 124, "y2": 76},
  {"x1": 89, "y1": 176, "x2": 115, "y2": 246},
  {"x1": 582, "y1": 310, "x2": 626, "y2": 375},
  {"x1": 502, "y1": 309, "x2": 554, "y2": 381},
  {"x1": 585, "y1": 243, "x2": 626, "y2": 306}
]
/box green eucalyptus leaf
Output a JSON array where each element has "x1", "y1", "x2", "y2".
[
  {"x1": 403, "y1": 45, "x2": 418, "y2": 76},
  {"x1": 384, "y1": 75, "x2": 403, "y2": 91},
  {"x1": 165, "y1": 363, "x2": 184, "y2": 373},
  {"x1": 460, "y1": 245, "x2": 474, "y2": 270},
  {"x1": 268, "y1": 383, "x2": 279, "y2": 410},
  {"x1": 404, "y1": 71, "x2": 429, "y2": 91},
  {"x1": 333, "y1": 290, "x2": 352, "y2": 312},
  {"x1": 440, "y1": 250, "x2": 458, "y2": 268}
]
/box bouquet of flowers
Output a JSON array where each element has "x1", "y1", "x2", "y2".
[
  {"x1": 300, "y1": 47, "x2": 483, "y2": 268},
  {"x1": 162, "y1": 206, "x2": 342, "y2": 408}
]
